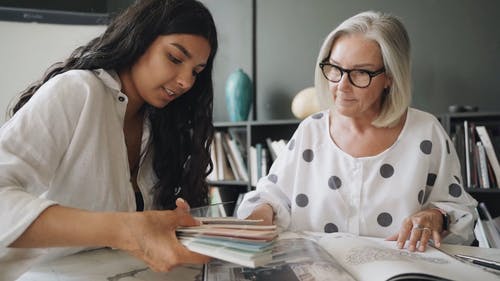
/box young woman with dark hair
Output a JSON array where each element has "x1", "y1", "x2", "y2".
[{"x1": 0, "y1": 0, "x2": 218, "y2": 278}]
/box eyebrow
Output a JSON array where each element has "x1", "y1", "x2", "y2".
[
  {"x1": 330, "y1": 59, "x2": 377, "y2": 69},
  {"x1": 170, "y1": 42, "x2": 207, "y2": 67}
]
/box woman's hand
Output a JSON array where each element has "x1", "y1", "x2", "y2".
[
  {"x1": 118, "y1": 198, "x2": 210, "y2": 272},
  {"x1": 386, "y1": 208, "x2": 444, "y2": 252},
  {"x1": 245, "y1": 203, "x2": 274, "y2": 225}
]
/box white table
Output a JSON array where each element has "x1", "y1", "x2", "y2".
[
  {"x1": 17, "y1": 248, "x2": 203, "y2": 281},
  {"x1": 18, "y1": 244, "x2": 500, "y2": 281}
]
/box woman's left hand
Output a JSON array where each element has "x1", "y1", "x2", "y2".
[{"x1": 386, "y1": 208, "x2": 443, "y2": 252}]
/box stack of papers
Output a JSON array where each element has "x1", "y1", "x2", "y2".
[{"x1": 177, "y1": 217, "x2": 279, "y2": 268}]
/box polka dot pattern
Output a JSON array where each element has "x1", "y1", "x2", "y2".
[
  {"x1": 312, "y1": 112, "x2": 324, "y2": 119},
  {"x1": 296, "y1": 194, "x2": 309, "y2": 207},
  {"x1": 449, "y1": 183, "x2": 462, "y2": 197},
  {"x1": 380, "y1": 164, "x2": 394, "y2": 178},
  {"x1": 418, "y1": 190, "x2": 424, "y2": 204},
  {"x1": 268, "y1": 174, "x2": 278, "y2": 184},
  {"x1": 377, "y1": 212, "x2": 393, "y2": 227},
  {"x1": 328, "y1": 176, "x2": 342, "y2": 190},
  {"x1": 426, "y1": 173, "x2": 437, "y2": 186},
  {"x1": 420, "y1": 140, "x2": 432, "y2": 155},
  {"x1": 302, "y1": 149, "x2": 314, "y2": 162},
  {"x1": 324, "y1": 223, "x2": 338, "y2": 233}
]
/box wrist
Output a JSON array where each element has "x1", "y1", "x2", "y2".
[
  {"x1": 113, "y1": 212, "x2": 140, "y2": 251},
  {"x1": 431, "y1": 208, "x2": 449, "y2": 232}
]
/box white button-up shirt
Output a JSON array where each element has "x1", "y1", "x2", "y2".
[{"x1": 0, "y1": 69, "x2": 156, "y2": 280}]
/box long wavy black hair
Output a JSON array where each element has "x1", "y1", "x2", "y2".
[{"x1": 10, "y1": 0, "x2": 218, "y2": 210}]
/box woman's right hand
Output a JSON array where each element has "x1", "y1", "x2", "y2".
[
  {"x1": 118, "y1": 199, "x2": 210, "y2": 272},
  {"x1": 245, "y1": 203, "x2": 274, "y2": 225}
]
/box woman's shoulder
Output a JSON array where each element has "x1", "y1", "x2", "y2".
[
  {"x1": 406, "y1": 107, "x2": 448, "y2": 140},
  {"x1": 298, "y1": 110, "x2": 329, "y2": 131},
  {"x1": 48, "y1": 69, "x2": 118, "y2": 90},
  {"x1": 408, "y1": 107, "x2": 441, "y2": 126}
]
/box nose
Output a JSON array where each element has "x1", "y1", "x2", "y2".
[
  {"x1": 337, "y1": 72, "x2": 352, "y2": 91},
  {"x1": 176, "y1": 70, "x2": 195, "y2": 91}
]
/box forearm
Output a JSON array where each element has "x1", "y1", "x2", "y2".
[{"x1": 9, "y1": 205, "x2": 130, "y2": 249}]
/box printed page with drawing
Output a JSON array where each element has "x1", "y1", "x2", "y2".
[{"x1": 204, "y1": 232, "x2": 499, "y2": 281}]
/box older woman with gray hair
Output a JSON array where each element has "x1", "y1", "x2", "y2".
[{"x1": 237, "y1": 11, "x2": 477, "y2": 252}]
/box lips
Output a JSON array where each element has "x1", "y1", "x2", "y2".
[{"x1": 162, "y1": 86, "x2": 177, "y2": 97}]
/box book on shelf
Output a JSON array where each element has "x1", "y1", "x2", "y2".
[
  {"x1": 248, "y1": 145, "x2": 257, "y2": 185},
  {"x1": 220, "y1": 133, "x2": 240, "y2": 181},
  {"x1": 475, "y1": 125, "x2": 500, "y2": 186},
  {"x1": 265, "y1": 137, "x2": 288, "y2": 162},
  {"x1": 223, "y1": 132, "x2": 249, "y2": 181},
  {"x1": 227, "y1": 127, "x2": 248, "y2": 163},
  {"x1": 207, "y1": 187, "x2": 227, "y2": 217},
  {"x1": 177, "y1": 218, "x2": 278, "y2": 268},
  {"x1": 476, "y1": 141, "x2": 490, "y2": 188},
  {"x1": 202, "y1": 232, "x2": 500, "y2": 281},
  {"x1": 213, "y1": 131, "x2": 235, "y2": 181},
  {"x1": 464, "y1": 120, "x2": 472, "y2": 187},
  {"x1": 249, "y1": 143, "x2": 270, "y2": 186},
  {"x1": 452, "y1": 123, "x2": 466, "y2": 184}
]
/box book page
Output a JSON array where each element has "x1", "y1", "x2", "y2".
[
  {"x1": 315, "y1": 232, "x2": 499, "y2": 281},
  {"x1": 204, "y1": 232, "x2": 356, "y2": 281}
]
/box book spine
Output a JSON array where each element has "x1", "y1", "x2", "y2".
[
  {"x1": 464, "y1": 121, "x2": 471, "y2": 187},
  {"x1": 476, "y1": 126, "x2": 500, "y2": 185},
  {"x1": 224, "y1": 133, "x2": 249, "y2": 181},
  {"x1": 477, "y1": 142, "x2": 490, "y2": 188}
]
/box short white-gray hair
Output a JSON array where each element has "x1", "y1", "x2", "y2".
[{"x1": 314, "y1": 11, "x2": 411, "y2": 127}]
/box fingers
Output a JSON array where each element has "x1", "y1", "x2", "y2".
[
  {"x1": 395, "y1": 218, "x2": 413, "y2": 249},
  {"x1": 407, "y1": 224, "x2": 423, "y2": 251},
  {"x1": 175, "y1": 198, "x2": 190, "y2": 212},
  {"x1": 418, "y1": 227, "x2": 432, "y2": 251},
  {"x1": 393, "y1": 208, "x2": 446, "y2": 252},
  {"x1": 432, "y1": 230, "x2": 442, "y2": 248},
  {"x1": 174, "y1": 198, "x2": 201, "y2": 227}
]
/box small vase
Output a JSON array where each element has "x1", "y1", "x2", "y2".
[{"x1": 225, "y1": 69, "x2": 253, "y2": 122}]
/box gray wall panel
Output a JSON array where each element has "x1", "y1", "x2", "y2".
[
  {"x1": 202, "y1": 0, "x2": 253, "y2": 122},
  {"x1": 256, "y1": 0, "x2": 500, "y2": 120}
]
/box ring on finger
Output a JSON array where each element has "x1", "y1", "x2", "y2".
[
  {"x1": 412, "y1": 224, "x2": 424, "y2": 230},
  {"x1": 422, "y1": 227, "x2": 432, "y2": 233}
]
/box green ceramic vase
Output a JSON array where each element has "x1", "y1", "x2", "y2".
[{"x1": 225, "y1": 69, "x2": 253, "y2": 121}]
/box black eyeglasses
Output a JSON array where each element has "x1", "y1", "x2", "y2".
[{"x1": 319, "y1": 61, "x2": 385, "y2": 88}]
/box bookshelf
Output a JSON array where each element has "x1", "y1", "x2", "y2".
[
  {"x1": 208, "y1": 119, "x2": 300, "y2": 215},
  {"x1": 440, "y1": 112, "x2": 500, "y2": 217}
]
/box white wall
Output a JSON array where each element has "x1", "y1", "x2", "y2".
[{"x1": 0, "y1": 21, "x2": 105, "y2": 122}]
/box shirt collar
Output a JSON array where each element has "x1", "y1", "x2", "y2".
[{"x1": 93, "y1": 69, "x2": 122, "y2": 96}]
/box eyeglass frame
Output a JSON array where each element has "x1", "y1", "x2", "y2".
[{"x1": 319, "y1": 60, "x2": 386, "y2": 88}]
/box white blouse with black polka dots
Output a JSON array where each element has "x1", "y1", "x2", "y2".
[{"x1": 237, "y1": 108, "x2": 477, "y2": 245}]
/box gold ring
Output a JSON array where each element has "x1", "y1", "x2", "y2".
[{"x1": 422, "y1": 227, "x2": 432, "y2": 232}]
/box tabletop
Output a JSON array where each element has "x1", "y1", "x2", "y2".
[
  {"x1": 17, "y1": 247, "x2": 203, "y2": 281},
  {"x1": 17, "y1": 243, "x2": 500, "y2": 281}
]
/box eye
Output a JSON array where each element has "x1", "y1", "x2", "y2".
[
  {"x1": 168, "y1": 53, "x2": 182, "y2": 64},
  {"x1": 192, "y1": 70, "x2": 200, "y2": 77}
]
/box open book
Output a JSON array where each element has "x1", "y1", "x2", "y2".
[{"x1": 202, "y1": 232, "x2": 499, "y2": 281}]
